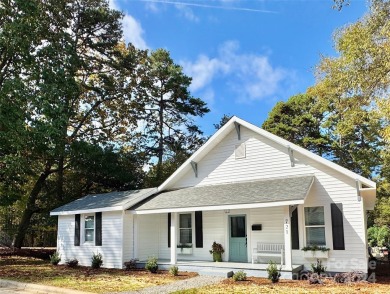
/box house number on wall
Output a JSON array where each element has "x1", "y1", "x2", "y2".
[{"x1": 284, "y1": 218, "x2": 289, "y2": 234}]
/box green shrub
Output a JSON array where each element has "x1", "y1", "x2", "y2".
[
  {"x1": 232, "y1": 270, "x2": 247, "y2": 281},
  {"x1": 169, "y1": 265, "x2": 179, "y2": 276},
  {"x1": 49, "y1": 251, "x2": 61, "y2": 265},
  {"x1": 368, "y1": 225, "x2": 390, "y2": 247},
  {"x1": 66, "y1": 258, "x2": 79, "y2": 267},
  {"x1": 145, "y1": 256, "x2": 158, "y2": 273},
  {"x1": 124, "y1": 259, "x2": 138, "y2": 270},
  {"x1": 311, "y1": 259, "x2": 326, "y2": 275},
  {"x1": 91, "y1": 252, "x2": 103, "y2": 269},
  {"x1": 266, "y1": 261, "x2": 281, "y2": 283}
]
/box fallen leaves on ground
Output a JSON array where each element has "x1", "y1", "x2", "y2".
[
  {"x1": 0, "y1": 256, "x2": 197, "y2": 293},
  {"x1": 174, "y1": 275, "x2": 390, "y2": 294}
]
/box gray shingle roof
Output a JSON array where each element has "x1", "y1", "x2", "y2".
[
  {"x1": 132, "y1": 175, "x2": 314, "y2": 211},
  {"x1": 51, "y1": 188, "x2": 156, "y2": 214}
]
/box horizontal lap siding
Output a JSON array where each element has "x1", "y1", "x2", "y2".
[
  {"x1": 249, "y1": 207, "x2": 284, "y2": 263},
  {"x1": 158, "y1": 211, "x2": 225, "y2": 261},
  {"x1": 57, "y1": 212, "x2": 123, "y2": 268},
  {"x1": 122, "y1": 213, "x2": 134, "y2": 263},
  {"x1": 166, "y1": 127, "x2": 367, "y2": 272},
  {"x1": 137, "y1": 214, "x2": 159, "y2": 261}
]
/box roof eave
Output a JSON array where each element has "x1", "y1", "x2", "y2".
[
  {"x1": 50, "y1": 206, "x2": 123, "y2": 216},
  {"x1": 131, "y1": 199, "x2": 305, "y2": 215},
  {"x1": 158, "y1": 116, "x2": 376, "y2": 191}
]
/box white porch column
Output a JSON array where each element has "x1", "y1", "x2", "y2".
[
  {"x1": 170, "y1": 212, "x2": 177, "y2": 264},
  {"x1": 133, "y1": 214, "x2": 138, "y2": 259},
  {"x1": 283, "y1": 206, "x2": 292, "y2": 270}
]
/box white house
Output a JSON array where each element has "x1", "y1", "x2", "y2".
[{"x1": 50, "y1": 116, "x2": 376, "y2": 278}]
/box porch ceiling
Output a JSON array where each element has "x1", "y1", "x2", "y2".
[{"x1": 130, "y1": 175, "x2": 314, "y2": 214}]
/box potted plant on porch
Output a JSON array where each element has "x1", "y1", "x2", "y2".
[{"x1": 209, "y1": 241, "x2": 224, "y2": 262}]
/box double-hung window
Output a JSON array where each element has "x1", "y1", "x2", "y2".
[
  {"x1": 304, "y1": 206, "x2": 326, "y2": 246},
  {"x1": 85, "y1": 215, "x2": 94, "y2": 242},
  {"x1": 179, "y1": 213, "x2": 192, "y2": 244}
]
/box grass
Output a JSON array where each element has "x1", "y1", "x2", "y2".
[
  {"x1": 2, "y1": 255, "x2": 390, "y2": 293},
  {"x1": 0, "y1": 256, "x2": 197, "y2": 293},
  {"x1": 173, "y1": 275, "x2": 390, "y2": 294}
]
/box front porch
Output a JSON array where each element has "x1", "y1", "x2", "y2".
[{"x1": 137, "y1": 260, "x2": 303, "y2": 279}]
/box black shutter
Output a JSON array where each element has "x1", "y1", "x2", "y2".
[
  {"x1": 195, "y1": 211, "x2": 203, "y2": 248},
  {"x1": 74, "y1": 214, "x2": 80, "y2": 246},
  {"x1": 331, "y1": 203, "x2": 345, "y2": 250},
  {"x1": 95, "y1": 212, "x2": 102, "y2": 246},
  {"x1": 291, "y1": 207, "x2": 299, "y2": 249},
  {"x1": 168, "y1": 213, "x2": 171, "y2": 248}
]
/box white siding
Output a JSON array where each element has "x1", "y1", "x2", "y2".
[
  {"x1": 137, "y1": 214, "x2": 159, "y2": 261},
  {"x1": 161, "y1": 126, "x2": 368, "y2": 272},
  {"x1": 57, "y1": 211, "x2": 123, "y2": 268},
  {"x1": 122, "y1": 213, "x2": 134, "y2": 264}
]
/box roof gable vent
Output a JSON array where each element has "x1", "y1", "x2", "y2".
[{"x1": 235, "y1": 143, "x2": 246, "y2": 159}]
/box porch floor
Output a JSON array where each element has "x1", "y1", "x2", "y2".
[{"x1": 138, "y1": 259, "x2": 304, "y2": 279}]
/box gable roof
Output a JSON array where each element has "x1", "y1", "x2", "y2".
[
  {"x1": 50, "y1": 188, "x2": 157, "y2": 215},
  {"x1": 132, "y1": 175, "x2": 314, "y2": 214},
  {"x1": 158, "y1": 116, "x2": 376, "y2": 191}
]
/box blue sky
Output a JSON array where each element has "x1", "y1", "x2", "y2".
[{"x1": 109, "y1": 0, "x2": 368, "y2": 136}]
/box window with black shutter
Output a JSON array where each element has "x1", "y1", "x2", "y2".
[
  {"x1": 195, "y1": 211, "x2": 203, "y2": 248},
  {"x1": 168, "y1": 213, "x2": 171, "y2": 248},
  {"x1": 291, "y1": 207, "x2": 299, "y2": 249},
  {"x1": 74, "y1": 214, "x2": 80, "y2": 246},
  {"x1": 95, "y1": 212, "x2": 102, "y2": 246},
  {"x1": 331, "y1": 203, "x2": 345, "y2": 250}
]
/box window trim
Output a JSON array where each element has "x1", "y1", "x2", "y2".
[
  {"x1": 304, "y1": 206, "x2": 326, "y2": 247},
  {"x1": 178, "y1": 212, "x2": 194, "y2": 245},
  {"x1": 83, "y1": 214, "x2": 95, "y2": 243}
]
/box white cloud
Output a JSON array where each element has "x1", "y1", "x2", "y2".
[
  {"x1": 109, "y1": 0, "x2": 148, "y2": 49},
  {"x1": 182, "y1": 41, "x2": 292, "y2": 102},
  {"x1": 182, "y1": 55, "x2": 228, "y2": 92},
  {"x1": 121, "y1": 15, "x2": 148, "y2": 49},
  {"x1": 175, "y1": 4, "x2": 199, "y2": 22}
]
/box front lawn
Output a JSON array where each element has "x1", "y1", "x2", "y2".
[
  {"x1": 175, "y1": 263, "x2": 390, "y2": 294},
  {"x1": 174, "y1": 274, "x2": 390, "y2": 294},
  {"x1": 0, "y1": 256, "x2": 197, "y2": 293}
]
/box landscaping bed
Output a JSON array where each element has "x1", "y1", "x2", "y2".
[
  {"x1": 175, "y1": 262, "x2": 390, "y2": 294},
  {"x1": 175, "y1": 275, "x2": 390, "y2": 294},
  {"x1": 0, "y1": 256, "x2": 197, "y2": 293}
]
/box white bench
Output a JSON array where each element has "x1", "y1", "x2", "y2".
[{"x1": 252, "y1": 243, "x2": 284, "y2": 265}]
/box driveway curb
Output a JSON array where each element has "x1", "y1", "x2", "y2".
[{"x1": 0, "y1": 279, "x2": 94, "y2": 294}]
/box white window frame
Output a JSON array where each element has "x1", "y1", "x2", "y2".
[
  {"x1": 304, "y1": 206, "x2": 326, "y2": 246},
  {"x1": 178, "y1": 212, "x2": 193, "y2": 245},
  {"x1": 84, "y1": 214, "x2": 95, "y2": 243}
]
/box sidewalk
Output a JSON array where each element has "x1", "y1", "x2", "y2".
[{"x1": 0, "y1": 279, "x2": 93, "y2": 294}]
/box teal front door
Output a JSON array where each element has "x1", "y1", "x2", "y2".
[{"x1": 229, "y1": 215, "x2": 247, "y2": 262}]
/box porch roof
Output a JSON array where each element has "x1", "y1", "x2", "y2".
[{"x1": 131, "y1": 175, "x2": 314, "y2": 214}]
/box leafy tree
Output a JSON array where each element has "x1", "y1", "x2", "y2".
[
  {"x1": 262, "y1": 94, "x2": 330, "y2": 156},
  {"x1": 308, "y1": 0, "x2": 388, "y2": 178},
  {"x1": 213, "y1": 114, "x2": 233, "y2": 131},
  {"x1": 0, "y1": 0, "x2": 146, "y2": 247},
  {"x1": 138, "y1": 49, "x2": 209, "y2": 182},
  {"x1": 368, "y1": 225, "x2": 390, "y2": 247}
]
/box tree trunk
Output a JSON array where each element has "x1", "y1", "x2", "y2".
[
  {"x1": 13, "y1": 166, "x2": 52, "y2": 248},
  {"x1": 157, "y1": 96, "x2": 164, "y2": 180}
]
